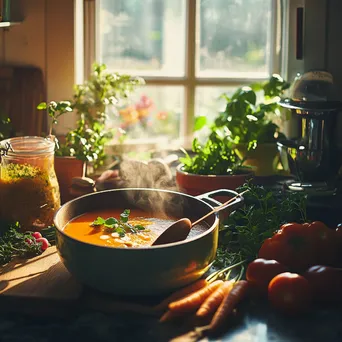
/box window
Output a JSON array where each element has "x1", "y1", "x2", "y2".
[{"x1": 85, "y1": 0, "x2": 282, "y2": 148}]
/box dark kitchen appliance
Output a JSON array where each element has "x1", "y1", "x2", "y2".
[{"x1": 278, "y1": 70, "x2": 342, "y2": 196}]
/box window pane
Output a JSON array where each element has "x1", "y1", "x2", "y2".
[
  {"x1": 108, "y1": 86, "x2": 184, "y2": 146},
  {"x1": 195, "y1": 86, "x2": 236, "y2": 123},
  {"x1": 97, "y1": 0, "x2": 186, "y2": 77},
  {"x1": 197, "y1": 0, "x2": 273, "y2": 78},
  {"x1": 194, "y1": 86, "x2": 237, "y2": 141}
]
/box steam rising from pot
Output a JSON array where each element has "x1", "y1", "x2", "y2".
[{"x1": 95, "y1": 157, "x2": 183, "y2": 216}]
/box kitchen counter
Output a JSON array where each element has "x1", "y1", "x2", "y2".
[
  {"x1": 1, "y1": 301, "x2": 341, "y2": 342},
  {"x1": 2, "y1": 169, "x2": 342, "y2": 342}
]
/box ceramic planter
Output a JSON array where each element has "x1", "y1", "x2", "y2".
[
  {"x1": 54, "y1": 156, "x2": 86, "y2": 204},
  {"x1": 235, "y1": 143, "x2": 279, "y2": 177},
  {"x1": 176, "y1": 164, "x2": 254, "y2": 196}
]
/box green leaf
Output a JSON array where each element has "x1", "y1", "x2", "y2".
[
  {"x1": 90, "y1": 217, "x2": 105, "y2": 226},
  {"x1": 120, "y1": 209, "x2": 130, "y2": 223},
  {"x1": 37, "y1": 102, "x2": 47, "y2": 110},
  {"x1": 135, "y1": 225, "x2": 145, "y2": 230},
  {"x1": 104, "y1": 217, "x2": 118, "y2": 228},
  {"x1": 194, "y1": 116, "x2": 207, "y2": 132},
  {"x1": 115, "y1": 227, "x2": 126, "y2": 237}
]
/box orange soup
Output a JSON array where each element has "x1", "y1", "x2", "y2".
[{"x1": 63, "y1": 208, "x2": 209, "y2": 248}]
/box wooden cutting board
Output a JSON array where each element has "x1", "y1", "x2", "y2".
[{"x1": 0, "y1": 246, "x2": 158, "y2": 317}]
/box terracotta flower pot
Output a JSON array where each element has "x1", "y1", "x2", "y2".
[
  {"x1": 176, "y1": 164, "x2": 254, "y2": 197},
  {"x1": 235, "y1": 143, "x2": 279, "y2": 177},
  {"x1": 54, "y1": 156, "x2": 86, "y2": 204}
]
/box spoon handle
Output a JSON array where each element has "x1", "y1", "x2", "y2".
[{"x1": 191, "y1": 189, "x2": 248, "y2": 226}]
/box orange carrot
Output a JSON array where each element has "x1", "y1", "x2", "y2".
[
  {"x1": 168, "y1": 280, "x2": 223, "y2": 314},
  {"x1": 154, "y1": 278, "x2": 208, "y2": 313},
  {"x1": 196, "y1": 280, "x2": 235, "y2": 319},
  {"x1": 208, "y1": 280, "x2": 249, "y2": 334}
]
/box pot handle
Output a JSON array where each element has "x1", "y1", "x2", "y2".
[{"x1": 196, "y1": 189, "x2": 244, "y2": 212}]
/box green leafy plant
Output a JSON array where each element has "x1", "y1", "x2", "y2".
[
  {"x1": 215, "y1": 74, "x2": 290, "y2": 148},
  {"x1": 180, "y1": 129, "x2": 246, "y2": 175},
  {"x1": 38, "y1": 63, "x2": 144, "y2": 170}
]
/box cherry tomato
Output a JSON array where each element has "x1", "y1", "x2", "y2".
[
  {"x1": 268, "y1": 272, "x2": 312, "y2": 315},
  {"x1": 303, "y1": 265, "x2": 342, "y2": 303},
  {"x1": 307, "y1": 221, "x2": 338, "y2": 266},
  {"x1": 31, "y1": 232, "x2": 42, "y2": 239},
  {"x1": 246, "y1": 258, "x2": 288, "y2": 294},
  {"x1": 36, "y1": 237, "x2": 50, "y2": 251}
]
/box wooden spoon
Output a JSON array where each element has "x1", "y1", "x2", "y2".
[{"x1": 152, "y1": 190, "x2": 248, "y2": 246}]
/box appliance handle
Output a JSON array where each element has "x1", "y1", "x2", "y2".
[{"x1": 195, "y1": 189, "x2": 244, "y2": 212}]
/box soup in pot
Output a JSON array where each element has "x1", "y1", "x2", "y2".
[{"x1": 63, "y1": 208, "x2": 209, "y2": 248}]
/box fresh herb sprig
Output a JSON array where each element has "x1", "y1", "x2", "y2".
[
  {"x1": 0, "y1": 222, "x2": 47, "y2": 266},
  {"x1": 90, "y1": 209, "x2": 146, "y2": 237},
  {"x1": 214, "y1": 182, "x2": 307, "y2": 269}
]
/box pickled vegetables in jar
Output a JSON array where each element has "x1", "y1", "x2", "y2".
[{"x1": 0, "y1": 136, "x2": 60, "y2": 231}]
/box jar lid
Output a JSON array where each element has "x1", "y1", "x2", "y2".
[{"x1": 0, "y1": 136, "x2": 55, "y2": 156}]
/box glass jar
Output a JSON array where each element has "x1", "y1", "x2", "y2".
[{"x1": 0, "y1": 136, "x2": 60, "y2": 231}]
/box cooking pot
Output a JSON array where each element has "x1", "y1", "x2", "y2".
[{"x1": 54, "y1": 188, "x2": 243, "y2": 296}]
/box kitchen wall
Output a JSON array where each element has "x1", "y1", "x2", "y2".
[{"x1": 0, "y1": 0, "x2": 76, "y2": 133}]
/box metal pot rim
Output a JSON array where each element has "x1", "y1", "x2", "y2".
[{"x1": 54, "y1": 187, "x2": 219, "y2": 250}]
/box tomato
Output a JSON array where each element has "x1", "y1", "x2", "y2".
[
  {"x1": 279, "y1": 222, "x2": 304, "y2": 236},
  {"x1": 268, "y1": 272, "x2": 312, "y2": 315},
  {"x1": 303, "y1": 265, "x2": 342, "y2": 303},
  {"x1": 36, "y1": 237, "x2": 50, "y2": 251},
  {"x1": 307, "y1": 221, "x2": 338, "y2": 266},
  {"x1": 259, "y1": 223, "x2": 315, "y2": 271},
  {"x1": 31, "y1": 232, "x2": 42, "y2": 239},
  {"x1": 246, "y1": 258, "x2": 288, "y2": 294},
  {"x1": 258, "y1": 234, "x2": 291, "y2": 267}
]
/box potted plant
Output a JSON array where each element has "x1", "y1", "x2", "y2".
[
  {"x1": 215, "y1": 74, "x2": 290, "y2": 176},
  {"x1": 38, "y1": 63, "x2": 144, "y2": 202},
  {"x1": 176, "y1": 128, "x2": 254, "y2": 196}
]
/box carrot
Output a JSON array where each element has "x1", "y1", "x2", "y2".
[
  {"x1": 154, "y1": 278, "x2": 208, "y2": 313},
  {"x1": 208, "y1": 280, "x2": 249, "y2": 334},
  {"x1": 196, "y1": 280, "x2": 235, "y2": 319},
  {"x1": 168, "y1": 280, "x2": 224, "y2": 314}
]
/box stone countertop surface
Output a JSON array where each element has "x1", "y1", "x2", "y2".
[{"x1": 1, "y1": 302, "x2": 342, "y2": 342}]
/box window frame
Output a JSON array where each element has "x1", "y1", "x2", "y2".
[{"x1": 83, "y1": 0, "x2": 284, "y2": 148}]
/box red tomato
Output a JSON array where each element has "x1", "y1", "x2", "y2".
[
  {"x1": 258, "y1": 235, "x2": 291, "y2": 267},
  {"x1": 36, "y1": 237, "x2": 50, "y2": 251},
  {"x1": 279, "y1": 222, "x2": 304, "y2": 236},
  {"x1": 303, "y1": 265, "x2": 342, "y2": 303},
  {"x1": 259, "y1": 223, "x2": 315, "y2": 271},
  {"x1": 268, "y1": 272, "x2": 312, "y2": 315},
  {"x1": 246, "y1": 258, "x2": 288, "y2": 294},
  {"x1": 31, "y1": 232, "x2": 42, "y2": 239},
  {"x1": 307, "y1": 221, "x2": 338, "y2": 266}
]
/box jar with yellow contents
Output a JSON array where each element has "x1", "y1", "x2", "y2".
[{"x1": 0, "y1": 136, "x2": 60, "y2": 231}]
